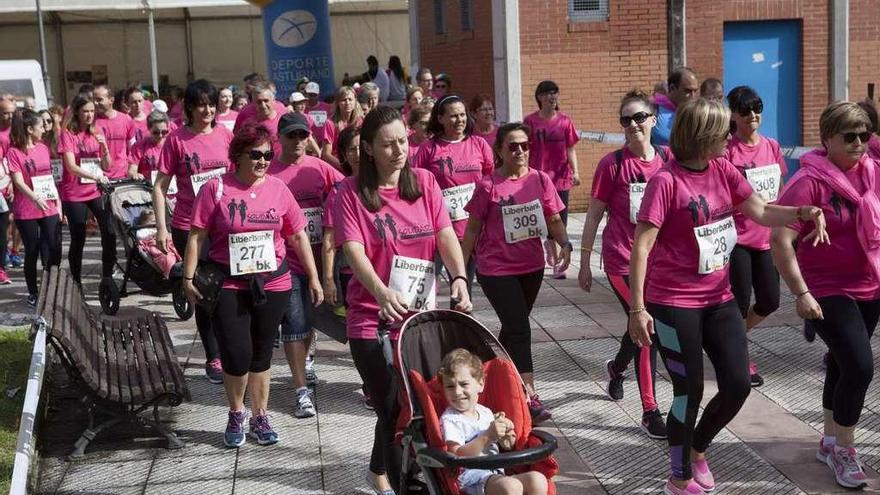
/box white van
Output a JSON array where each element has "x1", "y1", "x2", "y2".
[{"x1": 0, "y1": 59, "x2": 48, "y2": 109}]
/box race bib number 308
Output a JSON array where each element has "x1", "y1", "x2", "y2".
[
  {"x1": 388, "y1": 255, "x2": 436, "y2": 311},
  {"x1": 502, "y1": 199, "x2": 547, "y2": 243},
  {"x1": 229, "y1": 230, "x2": 277, "y2": 276},
  {"x1": 694, "y1": 217, "x2": 737, "y2": 275},
  {"x1": 745, "y1": 164, "x2": 782, "y2": 202}
]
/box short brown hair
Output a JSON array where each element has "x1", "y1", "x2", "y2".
[
  {"x1": 437, "y1": 348, "x2": 484, "y2": 383},
  {"x1": 820, "y1": 101, "x2": 871, "y2": 144},
  {"x1": 669, "y1": 98, "x2": 730, "y2": 161}
]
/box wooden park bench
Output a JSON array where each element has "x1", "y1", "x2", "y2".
[{"x1": 36, "y1": 266, "x2": 190, "y2": 458}]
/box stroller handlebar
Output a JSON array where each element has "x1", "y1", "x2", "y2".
[
  {"x1": 415, "y1": 429, "x2": 557, "y2": 470},
  {"x1": 99, "y1": 177, "x2": 151, "y2": 192}
]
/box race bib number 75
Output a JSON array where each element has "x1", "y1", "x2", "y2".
[{"x1": 388, "y1": 255, "x2": 436, "y2": 311}]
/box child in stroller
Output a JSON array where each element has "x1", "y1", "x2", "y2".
[
  {"x1": 439, "y1": 348, "x2": 548, "y2": 495},
  {"x1": 135, "y1": 208, "x2": 181, "y2": 279}
]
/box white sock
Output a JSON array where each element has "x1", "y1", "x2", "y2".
[
  {"x1": 296, "y1": 386, "x2": 309, "y2": 394},
  {"x1": 823, "y1": 436, "x2": 836, "y2": 448}
]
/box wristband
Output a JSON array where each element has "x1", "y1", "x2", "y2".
[
  {"x1": 628, "y1": 307, "x2": 646, "y2": 315},
  {"x1": 184, "y1": 276, "x2": 194, "y2": 281},
  {"x1": 580, "y1": 247, "x2": 592, "y2": 252},
  {"x1": 796, "y1": 289, "x2": 810, "y2": 298},
  {"x1": 451, "y1": 275, "x2": 468, "y2": 285}
]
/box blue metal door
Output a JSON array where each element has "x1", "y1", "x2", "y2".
[{"x1": 723, "y1": 21, "x2": 801, "y2": 175}]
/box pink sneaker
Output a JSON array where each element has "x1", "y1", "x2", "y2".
[
  {"x1": 691, "y1": 458, "x2": 715, "y2": 492},
  {"x1": 663, "y1": 478, "x2": 705, "y2": 495},
  {"x1": 552, "y1": 265, "x2": 567, "y2": 280},
  {"x1": 816, "y1": 437, "x2": 834, "y2": 463},
  {"x1": 826, "y1": 445, "x2": 868, "y2": 489},
  {"x1": 0, "y1": 267, "x2": 11, "y2": 285}
]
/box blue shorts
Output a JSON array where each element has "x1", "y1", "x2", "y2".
[{"x1": 280, "y1": 273, "x2": 315, "y2": 342}]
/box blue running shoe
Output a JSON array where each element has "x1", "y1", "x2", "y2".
[
  {"x1": 224, "y1": 410, "x2": 247, "y2": 448},
  {"x1": 249, "y1": 413, "x2": 279, "y2": 445}
]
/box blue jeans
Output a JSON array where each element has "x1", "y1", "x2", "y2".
[{"x1": 280, "y1": 273, "x2": 315, "y2": 342}]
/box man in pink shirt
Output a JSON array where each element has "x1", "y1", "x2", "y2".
[
  {"x1": 235, "y1": 83, "x2": 284, "y2": 154},
  {"x1": 94, "y1": 85, "x2": 137, "y2": 179},
  {"x1": 0, "y1": 98, "x2": 14, "y2": 159}
]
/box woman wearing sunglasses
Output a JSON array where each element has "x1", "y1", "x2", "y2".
[
  {"x1": 724, "y1": 86, "x2": 787, "y2": 388},
  {"x1": 412, "y1": 95, "x2": 494, "y2": 288},
  {"x1": 772, "y1": 102, "x2": 880, "y2": 490},
  {"x1": 461, "y1": 122, "x2": 572, "y2": 424},
  {"x1": 578, "y1": 89, "x2": 668, "y2": 439},
  {"x1": 154, "y1": 79, "x2": 233, "y2": 385},
  {"x1": 629, "y1": 98, "x2": 827, "y2": 495},
  {"x1": 182, "y1": 123, "x2": 319, "y2": 448},
  {"x1": 131, "y1": 110, "x2": 170, "y2": 183}
]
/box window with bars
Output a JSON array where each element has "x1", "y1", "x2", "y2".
[
  {"x1": 461, "y1": 0, "x2": 474, "y2": 31},
  {"x1": 569, "y1": 0, "x2": 609, "y2": 22},
  {"x1": 434, "y1": 0, "x2": 447, "y2": 34}
]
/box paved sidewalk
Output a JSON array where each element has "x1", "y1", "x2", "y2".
[{"x1": 10, "y1": 214, "x2": 880, "y2": 494}]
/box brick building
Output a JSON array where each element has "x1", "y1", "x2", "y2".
[{"x1": 412, "y1": 0, "x2": 880, "y2": 211}]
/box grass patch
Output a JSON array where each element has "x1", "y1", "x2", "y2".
[{"x1": 0, "y1": 327, "x2": 34, "y2": 494}]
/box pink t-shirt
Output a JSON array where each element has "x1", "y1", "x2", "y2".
[
  {"x1": 95, "y1": 112, "x2": 135, "y2": 179},
  {"x1": 465, "y1": 168, "x2": 564, "y2": 277},
  {"x1": 473, "y1": 126, "x2": 499, "y2": 150},
  {"x1": 130, "y1": 116, "x2": 149, "y2": 145},
  {"x1": 191, "y1": 173, "x2": 305, "y2": 292},
  {"x1": 411, "y1": 136, "x2": 494, "y2": 238},
  {"x1": 523, "y1": 111, "x2": 580, "y2": 191},
  {"x1": 591, "y1": 146, "x2": 667, "y2": 275},
  {"x1": 131, "y1": 137, "x2": 163, "y2": 177},
  {"x1": 6, "y1": 144, "x2": 60, "y2": 220},
  {"x1": 0, "y1": 126, "x2": 11, "y2": 158},
  {"x1": 307, "y1": 101, "x2": 333, "y2": 128},
  {"x1": 776, "y1": 153, "x2": 880, "y2": 300},
  {"x1": 334, "y1": 169, "x2": 452, "y2": 340},
  {"x1": 57, "y1": 129, "x2": 103, "y2": 202},
  {"x1": 725, "y1": 135, "x2": 787, "y2": 250},
  {"x1": 158, "y1": 124, "x2": 234, "y2": 231},
  {"x1": 216, "y1": 110, "x2": 239, "y2": 132},
  {"x1": 234, "y1": 101, "x2": 288, "y2": 130},
  {"x1": 638, "y1": 158, "x2": 754, "y2": 308},
  {"x1": 868, "y1": 134, "x2": 880, "y2": 162},
  {"x1": 268, "y1": 155, "x2": 344, "y2": 276}
]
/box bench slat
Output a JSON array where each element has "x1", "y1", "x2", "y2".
[
  {"x1": 149, "y1": 315, "x2": 187, "y2": 397},
  {"x1": 121, "y1": 320, "x2": 141, "y2": 405},
  {"x1": 103, "y1": 319, "x2": 120, "y2": 403},
  {"x1": 128, "y1": 318, "x2": 154, "y2": 404},
  {"x1": 139, "y1": 316, "x2": 167, "y2": 398}
]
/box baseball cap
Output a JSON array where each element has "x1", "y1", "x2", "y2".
[
  {"x1": 277, "y1": 112, "x2": 310, "y2": 135},
  {"x1": 305, "y1": 82, "x2": 320, "y2": 95},
  {"x1": 290, "y1": 92, "x2": 307, "y2": 103}
]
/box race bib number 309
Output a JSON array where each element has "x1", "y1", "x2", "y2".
[
  {"x1": 388, "y1": 255, "x2": 436, "y2": 311},
  {"x1": 694, "y1": 217, "x2": 737, "y2": 274},
  {"x1": 502, "y1": 199, "x2": 547, "y2": 243},
  {"x1": 229, "y1": 230, "x2": 277, "y2": 276}
]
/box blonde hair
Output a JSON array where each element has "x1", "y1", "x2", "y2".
[
  {"x1": 332, "y1": 86, "x2": 364, "y2": 126},
  {"x1": 669, "y1": 98, "x2": 731, "y2": 161},
  {"x1": 820, "y1": 101, "x2": 871, "y2": 144},
  {"x1": 437, "y1": 348, "x2": 484, "y2": 383}
]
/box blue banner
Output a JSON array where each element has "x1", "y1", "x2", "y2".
[{"x1": 261, "y1": 0, "x2": 335, "y2": 100}]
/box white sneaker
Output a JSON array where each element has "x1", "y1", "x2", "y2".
[
  {"x1": 305, "y1": 357, "x2": 318, "y2": 386},
  {"x1": 294, "y1": 387, "x2": 316, "y2": 418},
  {"x1": 826, "y1": 446, "x2": 868, "y2": 489}
]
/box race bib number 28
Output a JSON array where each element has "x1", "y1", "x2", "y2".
[{"x1": 694, "y1": 217, "x2": 737, "y2": 274}]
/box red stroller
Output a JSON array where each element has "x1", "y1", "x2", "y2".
[{"x1": 395, "y1": 310, "x2": 559, "y2": 494}]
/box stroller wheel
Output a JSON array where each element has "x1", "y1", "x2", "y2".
[
  {"x1": 173, "y1": 288, "x2": 194, "y2": 321},
  {"x1": 99, "y1": 277, "x2": 120, "y2": 315}
]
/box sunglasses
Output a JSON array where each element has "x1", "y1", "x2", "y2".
[
  {"x1": 619, "y1": 112, "x2": 653, "y2": 127},
  {"x1": 247, "y1": 150, "x2": 275, "y2": 161},
  {"x1": 151, "y1": 129, "x2": 169, "y2": 136},
  {"x1": 842, "y1": 131, "x2": 872, "y2": 144},
  {"x1": 507, "y1": 142, "x2": 530, "y2": 152},
  {"x1": 285, "y1": 130, "x2": 310, "y2": 140},
  {"x1": 435, "y1": 84, "x2": 448, "y2": 89},
  {"x1": 736, "y1": 99, "x2": 764, "y2": 116}
]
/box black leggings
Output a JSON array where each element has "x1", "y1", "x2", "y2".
[
  {"x1": 477, "y1": 269, "x2": 543, "y2": 373},
  {"x1": 172, "y1": 227, "x2": 221, "y2": 361},
  {"x1": 729, "y1": 245, "x2": 780, "y2": 319},
  {"x1": 0, "y1": 211, "x2": 8, "y2": 269},
  {"x1": 211, "y1": 288, "x2": 290, "y2": 376},
  {"x1": 608, "y1": 274, "x2": 659, "y2": 413},
  {"x1": 648, "y1": 300, "x2": 750, "y2": 480},
  {"x1": 349, "y1": 337, "x2": 402, "y2": 484},
  {"x1": 813, "y1": 296, "x2": 880, "y2": 427},
  {"x1": 15, "y1": 216, "x2": 62, "y2": 295},
  {"x1": 62, "y1": 198, "x2": 116, "y2": 282}
]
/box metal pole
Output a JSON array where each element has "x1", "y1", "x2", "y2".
[
  {"x1": 35, "y1": 0, "x2": 53, "y2": 105},
  {"x1": 148, "y1": 8, "x2": 160, "y2": 95},
  {"x1": 831, "y1": 0, "x2": 849, "y2": 100}
]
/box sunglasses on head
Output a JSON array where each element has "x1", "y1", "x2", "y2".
[
  {"x1": 507, "y1": 141, "x2": 530, "y2": 152},
  {"x1": 248, "y1": 149, "x2": 275, "y2": 161},
  {"x1": 619, "y1": 112, "x2": 653, "y2": 128},
  {"x1": 285, "y1": 130, "x2": 310, "y2": 140},
  {"x1": 737, "y1": 99, "x2": 764, "y2": 116},
  {"x1": 842, "y1": 131, "x2": 872, "y2": 144}
]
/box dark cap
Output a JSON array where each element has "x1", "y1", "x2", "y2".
[
  {"x1": 278, "y1": 112, "x2": 310, "y2": 135},
  {"x1": 535, "y1": 80, "x2": 559, "y2": 96}
]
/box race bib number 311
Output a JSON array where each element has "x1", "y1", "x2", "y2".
[
  {"x1": 442, "y1": 183, "x2": 476, "y2": 221},
  {"x1": 229, "y1": 230, "x2": 277, "y2": 276},
  {"x1": 502, "y1": 199, "x2": 547, "y2": 243},
  {"x1": 388, "y1": 255, "x2": 436, "y2": 311},
  {"x1": 745, "y1": 164, "x2": 782, "y2": 202},
  {"x1": 694, "y1": 217, "x2": 737, "y2": 274}
]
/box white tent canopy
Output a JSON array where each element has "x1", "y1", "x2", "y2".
[{"x1": 0, "y1": 0, "x2": 371, "y2": 13}]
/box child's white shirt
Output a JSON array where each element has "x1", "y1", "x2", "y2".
[{"x1": 441, "y1": 403, "x2": 499, "y2": 456}]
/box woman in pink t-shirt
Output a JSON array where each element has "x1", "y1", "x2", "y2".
[
  {"x1": 401, "y1": 86, "x2": 424, "y2": 125},
  {"x1": 772, "y1": 102, "x2": 880, "y2": 490},
  {"x1": 412, "y1": 94, "x2": 494, "y2": 288},
  {"x1": 461, "y1": 122, "x2": 570, "y2": 425},
  {"x1": 523, "y1": 80, "x2": 581, "y2": 279},
  {"x1": 182, "y1": 123, "x2": 321, "y2": 448},
  {"x1": 628, "y1": 99, "x2": 827, "y2": 495},
  {"x1": 58, "y1": 94, "x2": 116, "y2": 284},
  {"x1": 8, "y1": 109, "x2": 62, "y2": 306},
  {"x1": 469, "y1": 93, "x2": 498, "y2": 149},
  {"x1": 215, "y1": 87, "x2": 239, "y2": 132},
  {"x1": 406, "y1": 105, "x2": 431, "y2": 160},
  {"x1": 579, "y1": 90, "x2": 669, "y2": 439},
  {"x1": 131, "y1": 110, "x2": 170, "y2": 180},
  {"x1": 335, "y1": 107, "x2": 472, "y2": 493},
  {"x1": 154, "y1": 79, "x2": 234, "y2": 385},
  {"x1": 724, "y1": 86, "x2": 788, "y2": 388},
  {"x1": 320, "y1": 86, "x2": 364, "y2": 170}
]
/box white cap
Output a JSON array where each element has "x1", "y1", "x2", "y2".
[
  {"x1": 290, "y1": 92, "x2": 307, "y2": 103},
  {"x1": 152, "y1": 99, "x2": 169, "y2": 113},
  {"x1": 305, "y1": 82, "x2": 320, "y2": 94}
]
